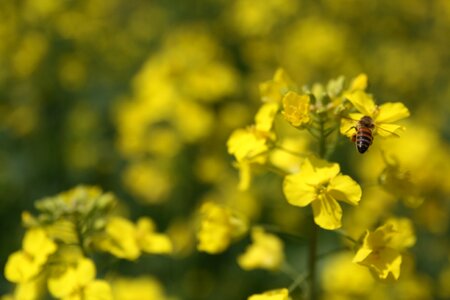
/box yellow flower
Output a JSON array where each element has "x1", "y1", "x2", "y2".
[
  {"x1": 248, "y1": 288, "x2": 290, "y2": 300},
  {"x1": 227, "y1": 102, "x2": 278, "y2": 190},
  {"x1": 97, "y1": 216, "x2": 172, "y2": 260},
  {"x1": 282, "y1": 91, "x2": 311, "y2": 127},
  {"x1": 341, "y1": 90, "x2": 410, "y2": 138},
  {"x1": 259, "y1": 68, "x2": 296, "y2": 103},
  {"x1": 283, "y1": 158, "x2": 362, "y2": 230},
  {"x1": 238, "y1": 227, "x2": 284, "y2": 271},
  {"x1": 136, "y1": 218, "x2": 173, "y2": 254},
  {"x1": 322, "y1": 252, "x2": 374, "y2": 298},
  {"x1": 4, "y1": 228, "x2": 57, "y2": 283},
  {"x1": 100, "y1": 217, "x2": 141, "y2": 260},
  {"x1": 353, "y1": 217, "x2": 416, "y2": 280},
  {"x1": 197, "y1": 201, "x2": 247, "y2": 254},
  {"x1": 48, "y1": 257, "x2": 112, "y2": 300}
]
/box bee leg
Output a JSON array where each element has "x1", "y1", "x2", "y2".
[
  {"x1": 345, "y1": 126, "x2": 357, "y2": 134},
  {"x1": 351, "y1": 134, "x2": 356, "y2": 143}
]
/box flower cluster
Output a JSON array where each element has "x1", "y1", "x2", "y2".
[
  {"x1": 3, "y1": 186, "x2": 173, "y2": 300},
  {"x1": 225, "y1": 70, "x2": 415, "y2": 298}
]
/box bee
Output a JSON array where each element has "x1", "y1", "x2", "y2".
[
  {"x1": 345, "y1": 115, "x2": 399, "y2": 154},
  {"x1": 351, "y1": 116, "x2": 374, "y2": 153}
]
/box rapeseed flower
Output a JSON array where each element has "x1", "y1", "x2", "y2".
[
  {"x1": 5, "y1": 228, "x2": 57, "y2": 283},
  {"x1": 353, "y1": 218, "x2": 416, "y2": 280},
  {"x1": 341, "y1": 90, "x2": 410, "y2": 138},
  {"x1": 227, "y1": 102, "x2": 278, "y2": 190},
  {"x1": 47, "y1": 257, "x2": 112, "y2": 300},
  {"x1": 283, "y1": 157, "x2": 361, "y2": 230},
  {"x1": 197, "y1": 201, "x2": 247, "y2": 254},
  {"x1": 97, "y1": 216, "x2": 172, "y2": 260},
  {"x1": 282, "y1": 91, "x2": 311, "y2": 128},
  {"x1": 238, "y1": 227, "x2": 284, "y2": 271}
]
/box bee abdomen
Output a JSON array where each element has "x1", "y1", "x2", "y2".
[{"x1": 356, "y1": 127, "x2": 373, "y2": 153}]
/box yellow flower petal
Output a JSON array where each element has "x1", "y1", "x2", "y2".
[
  {"x1": 75, "y1": 258, "x2": 96, "y2": 287},
  {"x1": 140, "y1": 233, "x2": 173, "y2": 254},
  {"x1": 307, "y1": 163, "x2": 340, "y2": 186},
  {"x1": 384, "y1": 218, "x2": 416, "y2": 250},
  {"x1": 237, "y1": 161, "x2": 252, "y2": 191},
  {"x1": 283, "y1": 172, "x2": 317, "y2": 207},
  {"x1": 362, "y1": 247, "x2": 402, "y2": 280},
  {"x1": 340, "y1": 113, "x2": 364, "y2": 137},
  {"x1": 101, "y1": 217, "x2": 141, "y2": 260},
  {"x1": 23, "y1": 228, "x2": 57, "y2": 265},
  {"x1": 255, "y1": 102, "x2": 279, "y2": 132},
  {"x1": 348, "y1": 73, "x2": 368, "y2": 92},
  {"x1": 327, "y1": 175, "x2": 362, "y2": 205},
  {"x1": 248, "y1": 288, "x2": 289, "y2": 300},
  {"x1": 282, "y1": 91, "x2": 310, "y2": 127},
  {"x1": 84, "y1": 280, "x2": 113, "y2": 300},
  {"x1": 4, "y1": 252, "x2": 41, "y2": 283},
  {"x1": 346, "y1": 91, "x2": 376, "y2": 116},
  {"x1": 227, "y1": 128, "x2": 269, "y2": 162},
  {"x1": 311, "y1": 194, "x2": 342, "y2": 230},
  {"x1": 375, "y1": 102, "x2": 410, "y2": 123},
  {"x1": 48, "y1": 267, "x2": 78, "y2": 298},
  {"x1": 259, "y1": 68, "x2": 296, "y2": 103},
  {"x1": 238, "y1": 227, "x2": 284, "y2": 271},
  {"x1": 352, "y1": 246, "x2": 373, "y2": 264}
]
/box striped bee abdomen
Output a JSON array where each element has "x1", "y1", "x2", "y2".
[{"x1": 355, "y1": 127, "x2": 373, "y2": 153}]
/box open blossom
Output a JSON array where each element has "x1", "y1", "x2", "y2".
[
  {"x1": 353, "y1": 217, "x2": 416, "y2": 280},
  {"x1": 341, "y1": 90, "x2": 410, "y2": 138},
  {"x1": 227, "y1": 102, "x2": 278, "y2": 190},
  {"x1": 238, "y1": 227, "x2": 284, "y2": 271},
  {"x1": 283, "y1": 157, "x2": 362, "y2": 230}
]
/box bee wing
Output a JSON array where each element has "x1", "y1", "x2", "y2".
[
  {"x1": 340, "y1": 113, "x2": 364, "y2": 137},
  {"x1": 374, "y1": 123, "x2": 404, "y2": 137}
]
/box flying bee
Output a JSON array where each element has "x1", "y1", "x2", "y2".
[{"x1": 344, "y1": 115, "x2": 399, "y2": 154}]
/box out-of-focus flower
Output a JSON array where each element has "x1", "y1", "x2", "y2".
[
  {"x1": 353, "y1": 218, "x2": 416, "y2": 280},
  {"x1": 196, "y1": 201, "x2": 247, "y2": 254},
  {"x1": 282, "y1": 91, "x2": 311, "y2": 127},
  {"x1": 259, "y1": 68, "x2": 296, "y2": 103},
  {"x1": 47, "y1": 257, "x2": 112, "y2": 300},
  {"x1": 122, "y1": 162, "x2": 171, "y2": 204},
  {"x1": 322, "y1": 252, "x2": 374, "y2": 299},
  {"x1": 238, "y1": 227, "x2": 284, "y2": 271},
  {"x1": 96, "y1": 216, "x2": 172, "y2": 260},
  {"x1": 5, "y1": 228, "x2": 57, "y2": 283},
  {"x1": 341, "y1": 91, "x2": 410, "y2": 138},
  {"x1": 227, "y1": 0, "x2": 298, "y2": 37},
  {"x1": 110, "y1": 276, "x2": 170, "y2": 300},
  {"x1": 283, "y1": 157, "x2": 361, "y2": 230},
  {"x1": 248, "y1": 288, "x2": 290, "y2": 300},
  {"x1": 227, "y1": 102, "x2": 278, "y2": 190}
]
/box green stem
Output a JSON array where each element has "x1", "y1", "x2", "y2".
[
  {"x1": 308, "y1": 216, "x2": 318, "y2": 300},
  {"x1": 74, "y1": 214, "x2": 88, "y2": 256}
]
